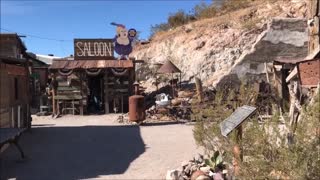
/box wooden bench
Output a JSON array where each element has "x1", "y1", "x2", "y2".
[
  {"x1": 55, "y1": 95, "x2": 83, "y2": 115},
  {"x1": 0, "y1": 128, "x2": 26, "y2": 159}
]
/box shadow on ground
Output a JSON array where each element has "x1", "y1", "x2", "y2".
[{"x1": 0, "y1": 125, "x2": 145, "y2": 180}]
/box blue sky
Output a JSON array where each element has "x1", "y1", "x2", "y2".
[{"x1": 1, "y1": 0, "x2": 211, "y2": 57}]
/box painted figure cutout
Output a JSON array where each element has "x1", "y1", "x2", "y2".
[{"x1": 110, "y1": 22, "x2": 136, "y2": 60}]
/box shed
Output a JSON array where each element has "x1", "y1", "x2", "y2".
[{"x1": 0, "y1": 33, "x2": 31, "y2": 128}]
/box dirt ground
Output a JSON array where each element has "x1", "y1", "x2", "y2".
[{"x1": 0, "y1": 114, "x2": 202, "y2": 180}]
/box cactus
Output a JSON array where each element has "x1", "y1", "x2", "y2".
[{"x1": 204, "y1": 150, "x2": 225, "y2": 170}]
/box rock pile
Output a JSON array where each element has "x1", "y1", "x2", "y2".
[
  {"x1": 145, "y1": 90, "x2": 195, "y2": 122},
  {"x1": 166, "y1": 154, "x2": 227, "y2": 180}
]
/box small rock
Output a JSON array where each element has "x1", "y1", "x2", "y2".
[
  {"x1": 191, "y1": 170, "x2": 206, "y2": 180},
  {"x1": 199, "y1": 162, "x2": 206, "y2": 167},
  {"x1": 194, "y1": 154, "x2": 204, "y2": 164},
  {"x1": 166, "y1": 170, "x2": 181, "y2": 180},
  {"x1": 196, "y1": 175, "x2": 211, "y2": 180},
  {"x1": 160, "y1": 115, "x2": 172, "y2": 121},
  {"x1": 151, "y1": 115, "x2": 158, "y2": 120},
  {"x1": 190, "y1": 164, "x2": 199, "y2": 173},
  {"x1": 149, "y1": 105, "x2": 156, "y2": 111},
  {"x1": 213, "y1": 172, "x2": 224, "y2": 180},
  {"x1": 181, "y1": 161, "x2": 189, "y2": 168},
  {"x1": 184, "y1": 163, "x2": 192, "y2": 175},
  {"x1": 200, "y1": 166, "x2": 211, "y2": 174}
]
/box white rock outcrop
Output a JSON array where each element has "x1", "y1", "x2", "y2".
[{"x1": 132, "y1": 0, "x2": 308, "y2": 89}]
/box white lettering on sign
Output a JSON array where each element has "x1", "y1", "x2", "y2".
[
  {"x1": 76, "y1": 42, "x2": 84, "y2": 56},
  {"x1": 76, "y1": 42, "x2": 113, "y2": 57}
]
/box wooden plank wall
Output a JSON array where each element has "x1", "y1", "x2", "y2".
[
  {"x1": 0, "y1": 63, "x2": 29, "y2": 128},
  {"x1": 0, "y1": 36, "x2": 21, "y2": 58}
]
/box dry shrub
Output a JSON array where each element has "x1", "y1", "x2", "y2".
[{"x1": 193, "y1": 81, "x2": 320, "y2": 179}]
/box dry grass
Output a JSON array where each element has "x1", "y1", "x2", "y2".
[{"x1": 147, "y1": 0, "x2": 283, "y2": 42}]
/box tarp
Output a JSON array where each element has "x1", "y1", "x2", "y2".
[{"x1": 49, "y1": 60, "x2": 134, "y2": 69}]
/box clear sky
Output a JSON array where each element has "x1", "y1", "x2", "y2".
[{"x1": 1, "y1": 0, "x2": 211, "y2": 57}]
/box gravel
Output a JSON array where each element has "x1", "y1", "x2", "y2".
[{"x1": 0, "y1": 114, "x2": 202, "y2": 180}]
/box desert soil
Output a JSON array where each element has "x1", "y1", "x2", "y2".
[{"x1": 0, "y1": 114, "x2": 202, "y2": 180}]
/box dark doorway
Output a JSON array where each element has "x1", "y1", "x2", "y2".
[{"x1": 87, "y1": 74, "x2": 104, "y2": 114}]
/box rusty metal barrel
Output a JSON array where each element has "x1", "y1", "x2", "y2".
[{"x1": 129, "y1": 95, "x2": 145, "y2": 122}]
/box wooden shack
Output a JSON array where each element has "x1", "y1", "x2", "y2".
[
  {"x1": 49, "y1": 39, "x2": 138, "y2": 115},
  {"x1": 0, "y1": 33, "x2": 31, "y2": 128}
]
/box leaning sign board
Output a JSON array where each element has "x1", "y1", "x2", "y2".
[
  {"x1": 220, "y1": 105, "x2": 257, "y2": 137},
  {"x1": 74, "y1": 39, "x2": 114, "y2": 60}
]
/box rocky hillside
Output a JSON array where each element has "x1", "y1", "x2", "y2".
[{"x1": 132, "y1": 0, "x2": 308, "y2": 90}]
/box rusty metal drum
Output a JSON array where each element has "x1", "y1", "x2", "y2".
[{"x1": 129, "y1": 95, "x2": 145, "y2": 122}]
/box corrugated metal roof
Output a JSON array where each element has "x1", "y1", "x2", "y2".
[
  {"x1": 157, "y1": 60, "x2": 181, "y2": 74},
  {"x1": 274, "y1": 57, "x2": 305, "y2": 64},
  {"x1": 35, "y1": 54, "x2": 61, "y2": 65},
  {"x1": 49, "y1": 60, "x2": 134, "y2": 69},
  {"x1": 275, "y1": 54, "x2": 320, "y2": 64}
]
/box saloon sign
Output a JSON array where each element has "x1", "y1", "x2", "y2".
[{"x1": 74, "y1": 39, "x2": 114, "y2": 60}]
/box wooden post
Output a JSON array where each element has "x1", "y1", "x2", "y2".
[
  {"x1": 232, "y1": 126, "x2": 243, "y2": 176},
  {"x1": 171, "y1": 73, "x2": 175, "y2": 98},
  {"x1": 264, "y1": 62, "x2": 270, "y2": 83},
  {"x1": 51, "y1": 73, "x2": 57, "y2": 116},
  {"x1": 180, "y1": 72, "x2": 182, "y2": 89},
  {"x1": 129, "y1": 68, "x2": 134, "y2": 96},
  {"x1": 79, "y1": 72, "x2": 84, "y2": 115},
  {"x1": 195, "y1": 77, "x2": 203, "y2": 103},
  {"x1": 104, "y1": 71, "x2": 109, "y2": 114},
  {"x1": 156, "y1": 73, "x2": 158, "y2": 92}
]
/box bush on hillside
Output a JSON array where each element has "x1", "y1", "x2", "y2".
[
  {"x1": 193, "y1": 1, "x2": 218, "y2": 19},
  {"x1": 149, "y1": 0, "x2": 262, "y2": 38},
  {"x1": 167, "y1": 10, "x2": 191, "y2": 28},
  {"x1": 150, "y1": 23, "x2": 170, "y2": 37},
  {"x1": 221, "y1": 0, "x2": 252, "y2": 13}
]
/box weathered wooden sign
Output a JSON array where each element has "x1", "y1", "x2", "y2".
[
  {"x1": 74, "y1": 39, "x2": 114, "y2": 60},
  {"x1": 220, "y1": 105, "x2": 257, "y2": 137}
]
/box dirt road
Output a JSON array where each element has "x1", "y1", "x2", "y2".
[{"x1": 0, "y1": 115, "x2": 202, "y2": 180}]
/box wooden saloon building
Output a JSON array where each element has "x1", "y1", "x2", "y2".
[
  {"x1": 49, "y1": 39, "x2": 138, "y2": 115},
  {"x1": 0, "y1": 33, "x2": 32, "y2": 128}
]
